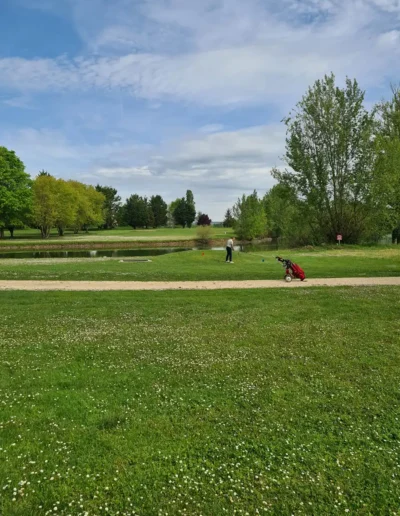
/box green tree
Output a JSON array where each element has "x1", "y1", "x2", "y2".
[
  {"x1": 69, "y1": 181, "x2": 105, "y2": 233},
  {"x1": 172, "y1": 198, "x2": 187, "y2": 227},
  {"x1": 168, "y1": 199, "x2": 181, "y2": 227},
  {"x1": 223, "y1": 208, "x2": 235, "y2": 228},
  {"x1": 32, "y1": 175, "x2": 59, "y2": 238},
  {"x1": 123, "y1": 194, "x2": 148, "y2": 229},
  {"x1": 185, "y1": 190, "x2": 196, "y2": 228},
  {"x1": 150, "y1": 195, "x2": 168, "y2": 227},
  {"x1": 144, "y1": 197, "x2": 155, "y2": 228},
  {"x1": 263, "y1": 183, "x2": 315, "y2": 246},
  {"x1": 233, "y1": 190, "x2": 266, "y2": 240},
  {"x1": 275, "y1": 73, "x2": 376, "y2": 244},
  {"x1": 55, "y1": 179, "x2": 78, "y2": 236},
  {"x1": 373, "y1": 86, "x2": 400, "y2": 243},
  {"x1": 0, "y1": 147, "x2": 32, "y2": 239},
  {"x1": 171, "y1": 191, "x2": 196, "y2": 228},
  {"x1": 263, "y1": 184, "x2": 298, "y2": 238},
  {"x1": 95, "y1": 185, "x2": 121, "y2": 229}
]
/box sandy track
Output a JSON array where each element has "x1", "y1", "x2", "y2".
[{"x1": 0, "y1": 277, "x2": 399, "y2": 291}]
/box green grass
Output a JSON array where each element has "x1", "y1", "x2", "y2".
[
  {"x1": 1, "y1": 288, "x2": 400, "y2": 514},
  {"x1": 0, "y1": 247, "x2": 399, "y2": 281},
  {"x1": 0, "y1": 227, "x2": 234, "y2": 246}
]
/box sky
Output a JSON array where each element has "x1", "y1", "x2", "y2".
[{"x1": 1, "y1": 0, "x2": 400, "y2": 220}]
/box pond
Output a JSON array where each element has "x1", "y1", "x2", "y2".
[{"x1": 0, "y1": 248, "x2": 191, "y2": 260}]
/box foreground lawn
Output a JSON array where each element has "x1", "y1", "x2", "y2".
[
  {"x1": 1, "y1": 288, "x2": 400, "y2": 515},
  {"x1": 0, "y1": 227, "x2": 234, "y2": 246},
  {"x1": 0, "y1": 247, "x2": 399, "y2": 281}
]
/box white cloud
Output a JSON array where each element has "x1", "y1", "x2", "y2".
[
  {"x1": 96, "y1": 166, "x2": 152, "y2": 178},
  {"x1": 1, "y1": 95, "x2": 35, "y2": 109},
  {"x1": 1, "y1": 124, "x2": 282, "y2": 217},
  {"x1": 93, "y1": 125, "x2": 284, "y2": 199},
  {"x1": 1, "y1": 0, "x2": 400, "y2": 107},
  {"x1": 378, "y1": 30, "x2": 400, "y2": 47},
  {"x1": 0, "y1": 40, "x2": 397, "y2": 107},
  {"x1": 370, "y1": 0, "x2": 400, "y2": 13},
  {"x1": 199, "y1": 124, "x2": 224, "y2": 134}
]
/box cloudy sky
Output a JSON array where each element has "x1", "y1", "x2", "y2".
[{"x1": 1, "y1": 0, "x2": 399, "y2": 219}]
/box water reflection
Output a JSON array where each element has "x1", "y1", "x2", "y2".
[{"x1": 0, "y1": 248, "x2": 190, "y2": 260}]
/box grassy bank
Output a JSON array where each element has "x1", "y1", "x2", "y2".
[
  {"x1": 0, "y1": 227, "x2": 235, "y2": 249},
  {"x1": 0, "y1": 247, "x2": 399, "y2": 281},
  {"x1": 1, "y1": 287, "x2": 400, "y2": 514}
]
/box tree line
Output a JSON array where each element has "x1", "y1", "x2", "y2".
[
  {"x1": 224, "y1": 74, "x2": 400, "y2": 244},
  {"x1": 123, "y1": 190, "x2": 198, "y2": 230},
  {"x1": 0, "y1": 153, "x2": 208, "y2": 238}
]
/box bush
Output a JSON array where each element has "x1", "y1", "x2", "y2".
[
  {"x1": 197, "y1": 214, "x2": 212, "y2": 226},
  {"x1": 196, "y1": 225, "x2": 213, "y2": 245}
]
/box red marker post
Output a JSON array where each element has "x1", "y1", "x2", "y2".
[{"x1": 337, "y1": 234, "x2": 343, "y2": 245}]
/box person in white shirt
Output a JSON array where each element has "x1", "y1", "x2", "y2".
[{"x1": 226, "y1": 237, "x2": 234, "y2": 263}]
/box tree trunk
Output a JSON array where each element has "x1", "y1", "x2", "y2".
[
  {"x1": 0, "y1": 227, "x2": 4, "y2": 239},
  {"x1": 41, "y1": 226, "x2": 51, "y2": 239},
  {"x1": 8, "y1": 227, "x2": 14, "y2": 238},
  {"x1": 58, "y1": 226, "x2": 64, "y2": 237}
]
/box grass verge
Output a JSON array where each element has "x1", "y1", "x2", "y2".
[{"x1": 1, "y1": 288, "x2": 400, "y2": 514}]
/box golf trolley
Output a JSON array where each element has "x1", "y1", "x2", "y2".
[{"x1": 276, "y1": 257, "x2": 306, "y2": 282}]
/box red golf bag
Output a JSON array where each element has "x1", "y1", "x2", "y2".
[{"x1": 276, "y1": 257, "x2": 306, "y2": 282}]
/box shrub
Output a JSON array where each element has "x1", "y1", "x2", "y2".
[{"x1": 196, "y1": 225, "x2": 213, "y2": 245}]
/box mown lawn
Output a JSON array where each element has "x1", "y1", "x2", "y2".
[
  {"x1": 1, "y1": 288, "x2": 400, "y2": 515},
  {"x1": 0, "y1": 247, "x2": 399, "y2": 281}
]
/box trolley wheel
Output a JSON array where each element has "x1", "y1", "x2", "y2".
[{"x1": 284, "y1": 274, "x2": 292, "y2": 283}]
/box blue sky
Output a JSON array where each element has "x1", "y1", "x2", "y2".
[{"x1": 1, "y1": 0, "x2": 399, "y2": 219}]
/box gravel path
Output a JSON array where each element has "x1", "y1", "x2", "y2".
[{"x1": 0, "y1": 277, "x2": 399, "y2": 291}]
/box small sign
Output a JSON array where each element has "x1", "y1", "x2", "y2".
[{"x1": 337, "y1": 234, "x2": 342, "y2": 242}]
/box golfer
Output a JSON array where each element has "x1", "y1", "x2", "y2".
[{"x1": 226, "y1": 237, "x2": 234, "y2": 263}]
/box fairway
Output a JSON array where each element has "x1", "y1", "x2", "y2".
[
  {"x1": 0, "y1": 247, "x2": 399, "y2": 282},
  {"x1": 1, "y1": 288, "x2": 400, "y2": 514}
]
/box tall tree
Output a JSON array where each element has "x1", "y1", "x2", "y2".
[
  {"x1": 373, "y1": 86, "x2": 400, "y2": 243},
  {"x1": 54, "y1": 179, "x2": 78, "y2": 236},
  {"x1": 223, "y1": 209, "x2": 235, "y2": 228},
  {"x1": 185, "y1": 190, "x2": 196, "y2": 228},
  {"x1": 274, "y1": 73, "x2": 376, "y2": 243},
  {"x1": 171, "y1": 192, "x2": 197, "y2": 228},
  {"x1": 68, "y1": 181, "x2": 105, "y2": 233},
  {"x1": 95, "y1": 185, "x2": 121, "y2": 229},
  {"x1": 233, "y1": 190, "x2": 266, "y2": 240},
  {"x1": 172, "y1": 198, "x2": 187, "y2": 227},
  {"x1": 144, "y1": 197, "x2": 155, "y2": 229},
  {"x1": 150, "y1": 195, "x2": 168, "y2": 227},
  {"x1": 263, "y1": 183, "x2": 313, "y2": 246},
  {"x1": 169, "y1": 199, "x2": 181, "y2": 227},
  {"x1": 123, "y1": 194, "x2": 148, "y2": 229},
  {"x1": 0, "y1": 147, "x2": 32, "y2": 239},
  {"x1": 32, "y1": 175, "x2": 59, "y2": 238},
  {"x1": 263, "y1": 184, "x2": 298, "y2": 239}
]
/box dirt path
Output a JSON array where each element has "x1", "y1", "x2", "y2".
[{"x1": 0, "y1": 277, "x2": 399, "y2": 291}]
